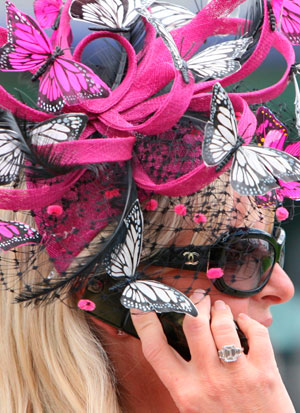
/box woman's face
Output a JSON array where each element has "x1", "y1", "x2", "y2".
[
  {"x1": 151, "y1": 215, "x2": 295, "y2": 326},
  {"x1": 157, "y1": 262, "x2": 294, "y2": 327}
]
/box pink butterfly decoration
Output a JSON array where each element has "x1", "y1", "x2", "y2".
[
  {"x1": 34, "y1": 0, "x2": 63, "y2": 29},
  {"x1": 256, "y1": 106, "x2": 300, "y2": 201},
  {"x1": 0, "y1": 2, "x2": 110, "y2": 113},
  {"x1": 272, "y1": 0, "x2": 300, "y2": 45},
  {"x1": 0, "y1": 220, "x2": 41, "y2": 251}
]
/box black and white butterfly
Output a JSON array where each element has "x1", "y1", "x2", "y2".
[
  {"x1": 104, "y1": 199, "x2": 198, "y2": 316},
  {"x1": 202, "y1": 83, "x2": 300, "y2": 196},
  {"x1": 0, "y1": 109, "x2": 88, "y2": 184},
  {"x1": 187, "y1": 37, "x2": 253, "y2": 80},
  {"x1": 69, "y1": 0, "x2": 189, "y2": 83},
  {"x1": 69, "y1": 0, "x2": 153, "y2": 31}
]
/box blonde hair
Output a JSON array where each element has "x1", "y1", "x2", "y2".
[{"x1": 0, "y1": 215, "x2": 121, "y2": 413}]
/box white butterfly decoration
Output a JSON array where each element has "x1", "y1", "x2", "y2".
[
  {"x1": 202, "y1": 83, "x2": 300, "y2": 196},
  {"x1": 104, "y1": 199, "x2": 198, "y2": 315},
  {"x1": 187, "y1": 37, "x2": 253, "y2": 80},
  {"x1": 70, "y1": 0, "x2": 195, "y2": 31},
  {"x1": 0, "y1": 110, "x2": 88, "y2": 184},
  {"x1": 69, "y1": 0, "x2": 153, "y2": 31}
]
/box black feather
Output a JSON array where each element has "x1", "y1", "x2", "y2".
[{"x1": 15, "y1": 162, "x2": 135, "y2": 305}]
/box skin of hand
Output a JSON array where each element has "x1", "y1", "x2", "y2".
[{"x1": 131, "y1": 292, "x2": 296, "y2": 413}]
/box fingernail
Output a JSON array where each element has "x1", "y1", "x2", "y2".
[
  {"x1": 193, "y1": 289, "x2": 207, "y2": 295},
  {"x1": 214, "y1": 300, "x2": 226, "y2": 310},
  {"x1": 238, "y1": 313, "x2": 250, "y2": 320}
]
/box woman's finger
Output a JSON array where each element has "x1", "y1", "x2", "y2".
[
  {"x1": 237, "y1": 313, "x2": 275, "y2": 364},
  {"x1": 183, "y1": 291, "x2": 218, "y2": 366},
  {"x1": 210, "y1": 300, "x2": 245, "y2": 365},
  {"x1": 130, "y1": 309, "x2": 184, "y2": 385}
]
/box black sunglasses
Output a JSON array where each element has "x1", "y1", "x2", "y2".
[{"x1": 146, "y1": 227, "x2": 286, "y2": 297}]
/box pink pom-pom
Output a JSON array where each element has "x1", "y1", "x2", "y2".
[
  {"x1": 276, "y1": 206, "x2": 289, "y2": 221},
  {"x1": 47, "y1": 205, "x2": 63, "y2": 217},
  {"x1": 145, "y1": 199, "x2": 158, "y2": 211},
  {"x1": 174, "y1": 204, "x2": 187, "y2": 216},
  {"x1": 104, "y1": 189, "x2": 120, "y2": 199},
  {"x1": 77, "y1": 299, "x2": 96, "y2": 311},
  {"x1": 193, "y1": 213, "x2": 207, "y2": 223},
  {"x1": 206, "y1": 267, "x2": 224, "y2": 279}
]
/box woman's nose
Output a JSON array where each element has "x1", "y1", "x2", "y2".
[{"x1": 254, "y1": 263, "x2": 295, "y2": 305}]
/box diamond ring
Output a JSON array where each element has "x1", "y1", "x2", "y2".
[{"x1": 218, "y1": 344, "x2": 244, "y2": 362}]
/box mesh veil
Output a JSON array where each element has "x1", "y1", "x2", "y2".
[{"x1": 0, "y1": 0, "x2": 296, "y2": 314}]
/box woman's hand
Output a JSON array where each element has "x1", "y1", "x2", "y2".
[{"x1": 130, "y1": 291, "x2": 295, "y2": 413}]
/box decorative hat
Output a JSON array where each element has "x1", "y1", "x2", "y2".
[{"x1": 0, "y1": 0, "x2": 299, "y2": 323}]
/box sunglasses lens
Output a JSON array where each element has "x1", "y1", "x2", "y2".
[{"x1": 210, "y1": 238, "x2": 275, "y2": 291}]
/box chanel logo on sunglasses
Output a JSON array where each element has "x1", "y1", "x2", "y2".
[{"x1": 183, "y1": 251, "x2": 200, "y2": 265}]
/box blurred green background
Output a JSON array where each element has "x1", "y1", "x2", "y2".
[{"x1": 0, "y1": 0, "x2": 299, "y2": 409}]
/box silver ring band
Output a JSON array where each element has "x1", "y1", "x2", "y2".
[{"x1": 218, "y1": 344, "x2": 243, "y2": 362}]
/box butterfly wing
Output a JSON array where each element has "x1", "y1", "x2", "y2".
[
  {"x1": 202, "y1": 83, "x2": 238, "y2": 166},
  {"x1": 0, "y1": 2, "x2": 52, "y2": 72},
  {"x1": 69, "y1": 0, "x2": 141, "y2": 30},
  {"x1": 188, "y1": 37, "x2": 252, "y2": 80},
  {"x1": 30, "y1": 113, "x2": 88, "y2": 145},
  {"x1": 231, "y1": 145, "x2": 300, "y2": 195},
  {"x1": 0, "y1": 220, "x2": 41, "y2": 251},
  {"x1": 137, "y1": 6, "x2": 189, "y2": 82},
  {"x1": 121, "y1": 280, "x2": 198, "y2": 316},
  {"x1": 37, "y1": 56, "x2": 110, "y2": 112},
  {"x1": 280, "y1": 0, "x2": 300, "y2": 45},
  {"x1": 149, "y1": 1, "x2": 195, "y2": 31},
  {"x1": 105, "y1": 199, "x2": 143, "y2": 279},
  {"x1": 256, "y1": 106, "x2": 288, "y2": 149},
  {"x1": 0, "y1": 108, "x2": 26, "y2": 185},
  {"x1": 34, "y1": 0, "x2": 63, "y2": 28}
]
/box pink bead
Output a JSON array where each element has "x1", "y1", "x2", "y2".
[
  {"x1": 174, "y1": 204, "x2": 187, "y2": 216},
  {"x1": 77, "y1": 299, "x2": 96, "y2": 311},
  {"x1": 46, "y1": 205, "x2": 63, "y2": 217},
  {"x1": 145, "y1": 199, "x2": 158, "y2": 211},
  {"x1": 276, "y1": 206, "x2": 289, "y2": 221},
  {"x1": 104, "y1": 189, "x2": 120, "y2": 199},
  {"x1": 206, "y1": 267, "x2": 224, "y2": 279},
  {"x1": 193, "y1": 213, "x2": 207, "y2": 223}
]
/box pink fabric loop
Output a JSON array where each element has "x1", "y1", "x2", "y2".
[
  {"x1": 0, "y1": 134, "x2": 135, "y2": 210},
  {"x1": 0, "y1": 83, "x2": 51, "y2": 120},
  {"x1": 101, "y1": 65, "x2": 195, "y2": 135},
  {"x1": 73, "y1": 31, "x2": 138, "y2": 113},
  {"x1": 39, "y1": 136, "x2": 136, "y2": 165},
  {"x1": 55, "y1": 0, "x2": 73, "y2": 54},
  {"x1": 133, "y1": 95, "x2": 256, "y2": 196},
  {"x1": 0, "y1": 172, "x2": 84, "y2": 210},
  {"x1": 238, "y1": 32, "x2": 295, "y2": 104}
]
